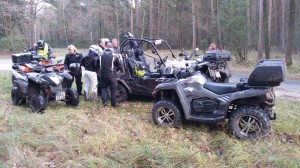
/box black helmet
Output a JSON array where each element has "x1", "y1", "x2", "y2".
[
  {"x1": 69, "y1": 63, "x2": 78, "y2": 73},
  {"x1": 37, "y1": 40, "x2": 45, "y2": 50}
]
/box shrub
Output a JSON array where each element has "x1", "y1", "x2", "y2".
[{"x1": 0, "y1": 30, "x2": 26, "y2": 52}]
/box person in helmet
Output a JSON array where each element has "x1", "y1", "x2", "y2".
[
  {"x1": 27, "y1": 40, "x2": 52, "y2": 60},
  {"x1": 80, "y1": 45, "x2": 101, "y2": 101},
  {"x1": 64, "y1": 45, "x2": 83, "y2": 95}
]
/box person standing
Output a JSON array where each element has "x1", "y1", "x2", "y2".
[
  {"x1": 97, "y1": 38, "x2": 108, "y2": 96},
  {"x1": 100, "y1": 43, "x2": 123, "y2": 107},
  {"x1": 80, "y1": 45, "x2": 101, "y2": 101},
  {"x1": 208, "y1": 43, "x2": 218, "y2": 51},
  {"x1": 112, "y1": 38, "x2": 120, "y2": 54},
  {"x1": 64, "y1": 45, "x2": 83, "y2": 95}
]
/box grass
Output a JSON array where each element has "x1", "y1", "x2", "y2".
[{"x1": 1, "y1": 71, "x2": 300, "y2": 167}]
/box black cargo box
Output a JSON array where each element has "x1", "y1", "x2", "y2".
[
  {"x1": 248, "y1": 59, "x2": 286, "y2": 86},
  {"x1": 12, "y1": 52, "x2": 33, "y2": 63},
  {"x1": 203, "y1": 50, "x2": 231, "y2": 61}
]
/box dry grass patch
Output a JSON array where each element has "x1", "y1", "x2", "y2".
[{"x1": 0, "y1": 71, "x2": 300, "y2": 167}]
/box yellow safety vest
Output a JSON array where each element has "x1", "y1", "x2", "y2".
[{"x1": 37, "y1": 43, "x2": 49, "y2": 60}]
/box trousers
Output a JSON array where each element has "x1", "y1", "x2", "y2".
[
  {"x1": 101, "y1": 73, "x2": 117, "y2": 106},
  {"x1": 83, "y1": 70, "x2": 98, "y2": 99}
]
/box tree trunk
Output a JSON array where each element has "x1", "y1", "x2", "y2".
[
  {"x1": 247, "y1": 0, "x2": 251, "y2": 50},
  {"x1": 130, "y1": 0, "x2": 133, "y2": 33},
  {"x1": 114, "y1": 0, "x2": 119, "y2": 40},
  {"x1": 62, "y1": 0, "x2": 68, "y2": 46},
  {"x1": 268, "y1": 0, "x2": 273, "y2": 50},
  {"x1": 29, "y1": 0, "x2": 35, "y2": 47},
  {"x1": 135, "y1": 0, "x2": 139, "y2": 34},
  {"x1": 280, "y1": 0, "x2": 285, "y2": 53},
  {"x1": 149, "y1": 0, "x2": 153, "y2": 37},
  {"x1": 157, "y1": 0, "x2": 161, "y2": 37},
  {"x1": 216, "y1": 0, "x2": 222, "y2": 48},
  {"x1": 210, "y1": 0, "x2": 216, "y2": 44},
  {"x1": 252, "y1": 0, "x2": 258, "y2": 49},
  {"x1": 285, "y1": 0, "x2": 296, "y2": 66},
  {"x1": 263, "y1": 0, "x2": 270, "y2": 59},
  {"x1": 192, "y1": 0, "x2": 196, "y2": 50},
  {"x1": 141, "y1": 11, "x2": 146, "y2": 38},
  {"x1": 257, "y1": 0, "x2": 264, "y2": 61}
]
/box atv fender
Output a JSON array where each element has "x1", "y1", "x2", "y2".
[
  {"x1": 153, "y1": 82, "x2": 191, "y2": 119},
  {"x1": 230, "y1": 88, "x2": 270, "y2": 102},
  {"x1": 117, "y1": 79, "x2": 132, "y2": 94},
  {"x1": 61, "y1": 71, "x2": 72, "y2": 80}
]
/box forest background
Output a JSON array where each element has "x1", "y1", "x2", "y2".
[{"x1": 0, "y1": 0, "x2": 299, "y2": 66}]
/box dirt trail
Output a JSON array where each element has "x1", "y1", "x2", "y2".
[{"x1": 275, "y1": 88, "x2": 300, "y2": 100}]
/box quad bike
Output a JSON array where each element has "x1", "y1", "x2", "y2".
[
  {"x1": 152, "y1": 59, "x2": 286, "y2": 140},
  {"x1": 11, "y1": 52, "x2": 64, "y2": 86},
  {"x1": 11, "y1": 63, "x2": 79, "y2": 113},
  {"x1": 178, "y1": 49, "x2": 231, "y2": 83}
]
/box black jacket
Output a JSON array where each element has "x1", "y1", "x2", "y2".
[
  {"x1": 81, "y1": 54, "x2": 99, "y2": 72},
  {"x1": 64, "y1": 53, "x2": 83, "y2": 70},
  {"x1": 100, "y1": 48, "x2": 122, "y2": 73}
]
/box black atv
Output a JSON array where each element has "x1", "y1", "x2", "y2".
[
  {"x1": 114, "y1": 37, "x2": 177, "y2": 102},
  {"x1": 152, "y1": 59, "x2": 286, "y2": 140},
  {"x1": 11, "y1": 63, "x2": 79, "y2": 113}
]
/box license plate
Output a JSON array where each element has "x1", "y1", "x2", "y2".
[
  {"x1": 56, "y1": 91, "x2": 66, "y2": 101},
  {"x1": 215, "y1": 70, "x2": 221, "y2": 78}
]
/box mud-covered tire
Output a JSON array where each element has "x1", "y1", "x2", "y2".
[
  {"x1": 152, "y1": 99, "x2": 182, "y2": 128},
  {"x1": 228, "y1": 106, "x2": 271, "y2": 140},
  {"x1": 116, "y1": 84, "x2": 128, "y2": 102},
  {"x1": 11, "y1": 88, "x2": 26, "y2": 106},
  {"x1": 108, "y1": 84, "x2": 128, "y2": 102},
  {"x1": 30, "y1": 94, "x2": 46, "y2": 113},
  {"x1": 65, "y1": 88, "x2": 79, "y2": 106}
]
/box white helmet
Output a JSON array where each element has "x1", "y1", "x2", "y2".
[{"x1": 89, "y1": 45, "x2": 101, "y2": 55}]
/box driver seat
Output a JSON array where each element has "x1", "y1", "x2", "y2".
[
  {"x1": 203, "y1": 82, "x2": 237, "y2": 95},
  {"x1": 134, "y1": 48, "x2": 149, "y2": 70}
]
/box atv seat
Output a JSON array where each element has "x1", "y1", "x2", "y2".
[
  {"x1": 203, "y1": 82, "x2": 237, "y2": 95},
  {"x1": 134, "y1": 48, "x2": 150, "y2": 70},
  {"x1": 126, "y1": 50, "x2": 141, "y2": 77}
]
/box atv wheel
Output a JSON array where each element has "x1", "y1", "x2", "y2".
[
  {"x1": 30, "y1": 94, "x2": 46, "y2": 113},
  {"x1": 65, "y1": 88, "x2": 79, "y2": 106},
  {"x1": 116, "y1": 84, "x2": 128, "y2": 102},
  {"x1": 229, "y1": 106, "x2": 270, "y2": 140},
  {"x1": 108, "y1": 84, "x2": 128, "y2": 102},
  {"x1": 152, "y1": 99, "x2": 182, "y2": 127},
  {"x1": 11, "y1": 88, "x2": 26, "y2": 106}
]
